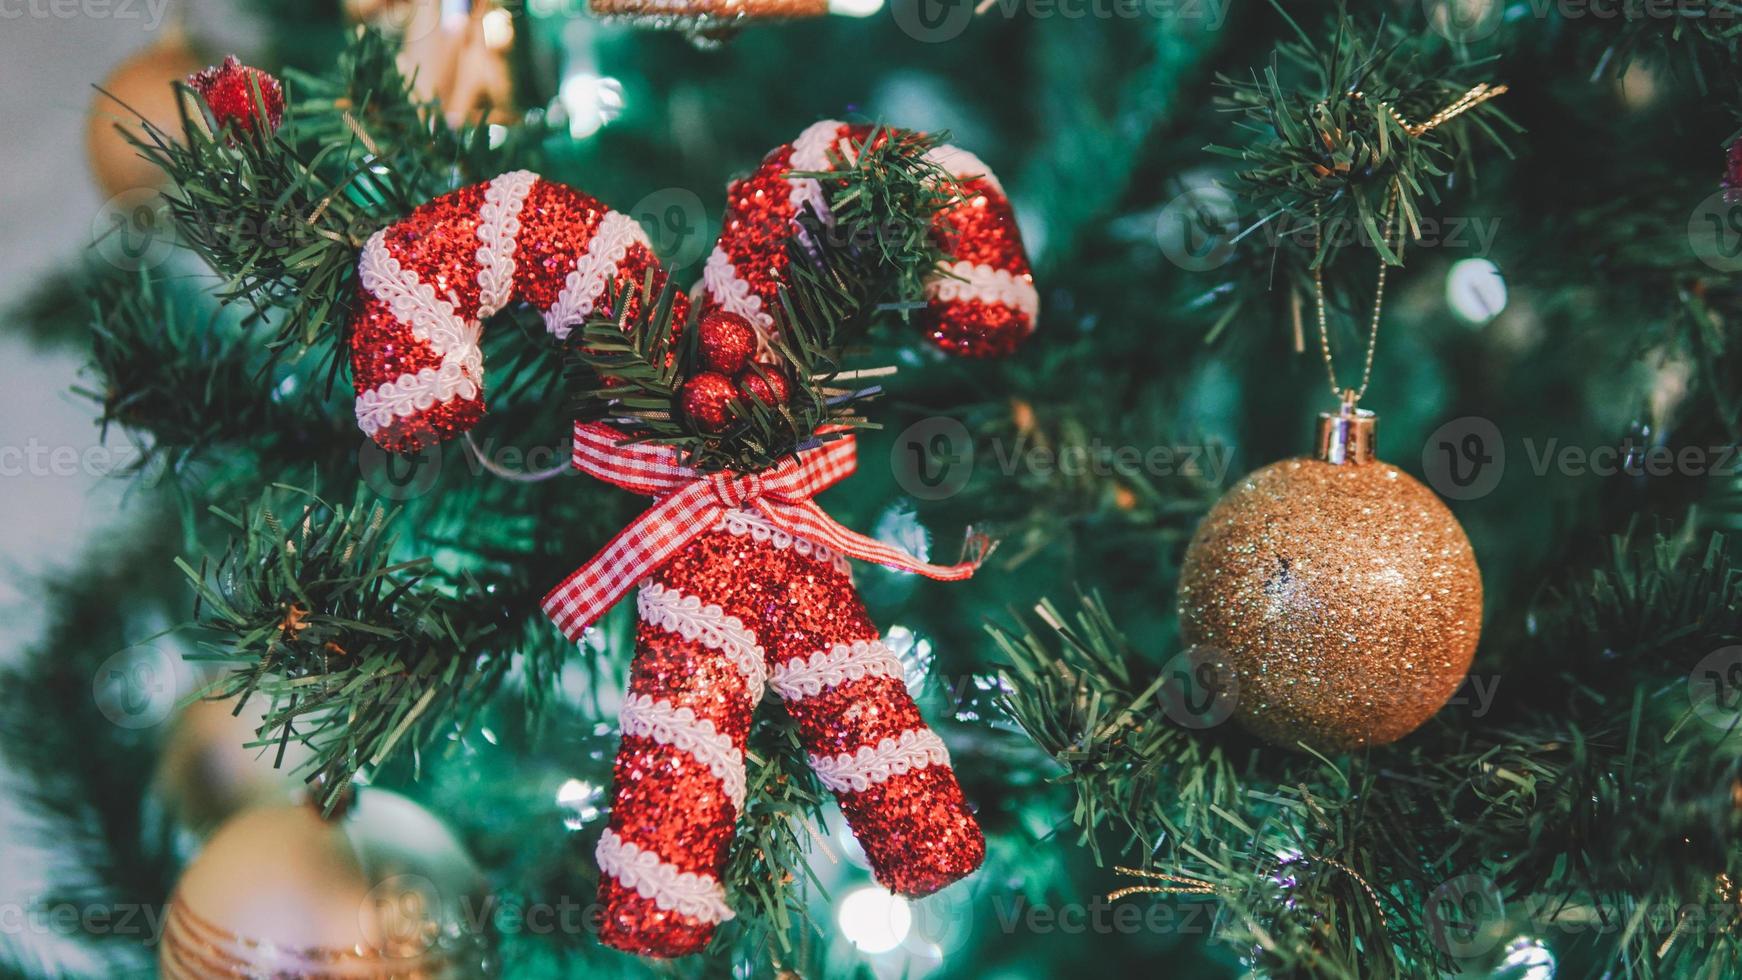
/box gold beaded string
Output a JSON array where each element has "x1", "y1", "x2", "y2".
[
  {"x1": 1107, "y1": 857, "x2": 1389, "y2": 925},
  {"x1": 1312, "y1": 83, "x2": 1509, "y2": 410},
  {"x1": 1107, "y1": 866, "x2": 1219, "y2": 901},
  {"x1": 1313, "y1": 189, "x2": 1400, "y2": 411}
]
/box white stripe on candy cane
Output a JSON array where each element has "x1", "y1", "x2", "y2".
[
  {"x1": 618, "y1": 694, "x2": 748, "y2": 811},
  {"x1": 769, "y1": 638, "x2": 903, "y2": 702},
  {"x1": 807, "y1": 728, "x2": 951, "y2": 794},
  {"x1": 475, "y1": 170, "x2": 538, "y2": 318},
  {"x1": 925, "y1": 260, "x2": 1040, "y2": 326},
  {"x1": 636, "y1": 581, "x2": 768, "y2": 699},
  {"x1": 595, "y1": 829, "x2": 735, "y2": 924},
  {"x1": 543, "y1": 211, "x2": 652, "y2": 340}
]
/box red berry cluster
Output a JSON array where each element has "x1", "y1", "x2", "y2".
[
  {"x1": 187, "y1": 56, "x2": 284, "y2": 137},
  {"x1": 678, "y1": 311, "x2": 791, "y2": 433}
]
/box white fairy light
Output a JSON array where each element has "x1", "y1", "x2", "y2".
[
  {"x1": 838, "y1": 886, "x2": 911, "y2": 954},
  {"x1": 558, "y1": 74, "x2": 625, "y2": 140},
  {"x1": 1446, "y1": 258, "x2": 1507, "y2": 324},
  {"x1": 481, "y1": 7, "x2": 515, "y2": 51},
  {"x1": 1499, "y1": 936, "x2": 1555, "y2": 980},
  {"x1": 556, "y1": 778, "x2": 603, "y2": 830}
]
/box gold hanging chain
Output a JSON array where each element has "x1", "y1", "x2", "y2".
[
  {"x1": 1313, "y1": 189, "x2": 1400, "y2": 409},
  {"x1": 1311, "y1": 82, "x2": 1509, "y2": 409}
]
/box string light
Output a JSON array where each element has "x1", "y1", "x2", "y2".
[
  {"x1": 558, "y1": 73, "x2": 625, "y2": 140},
  {"x1": 556, "y1": 778, "x2": 603, "y2": 830},
  {"x1": 838, "y1": 886, "x2": 911, "y2": 954},
  {"x1": 481, "y1": 7, "x2": 514, "y2": 50},
  {"x1": 1446, "y1": 258, "x2": 1508, "y2": 324},
  {"x1": 1498, "y1": 936, "x2": 1555, "y2": 979}
]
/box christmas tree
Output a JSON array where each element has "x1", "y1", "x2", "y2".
[{"x1": 9, "y1": 0, "x2": 1742, "y2": 976}]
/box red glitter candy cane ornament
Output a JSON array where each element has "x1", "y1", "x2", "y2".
[
  {"x1": 543, "y1": 123, "x2": 1037, "y2": 959},
  {"x1": 702, "y1": 119, "x2": 1039, "y2": 358},
  {"x1": 348, "y1": 171, "x2": 679, "y2": 452},
  {"x1": 543, "y1": 427, "x2": 992, "y2": 957}
]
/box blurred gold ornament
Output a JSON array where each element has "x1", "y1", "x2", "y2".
[
  {"x1": 349, "y1": 0, "x2": 518, "y2": 127},
  {"x1": 151, "y1": 695, "x2": 310, "y2": 837},
  {"x1": 1177, "y1": 409, "x2": 1482, "y2": 751},
  {"x1": 86, "y1": 28, "x2": 203, "y2": 199},
  {"x1": 160, "y1": 788, "x2": 490, "y2": 978},
  {"x1": 587, "y1": 0, "x2": 883, "y2": 46}
]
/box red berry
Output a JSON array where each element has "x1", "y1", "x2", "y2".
[
  {"x1": 697, "y1": 310, "x2": 757, "y2": 375},
  {"x1": 680, "y1": 372, "x2": 742, "y2": 433},
  {"x1": 188, "y1": 56, "x2": 284, "y2": 136},
  {"x1": 737, "y1": 367, "x2": 791, "y2": 407}
]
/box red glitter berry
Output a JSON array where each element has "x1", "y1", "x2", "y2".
[
  {"x1": 680, "y1": 372, "x2": 742, "y2": 433},
  {"x1": 696, "y1": 310, "x2": 757, "y2": 375},
  {"x1": 736, "y1": 367, "x2": 790, "y2": 407},
  {"x1": 188, "y1": 56, "x2": 284, "y2": 136}
]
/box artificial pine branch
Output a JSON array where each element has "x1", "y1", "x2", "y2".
[
  {"x1": 990, "y1": 593, "x2": 1248, "y2": 861},
  {"x1": 118, "y1": 28, "x2": 552, "y2": 371},
  {"x1": 78, "y1": 268, "x2": 343, "y2": 480},
  {"x1": 1209, "y1": 7, "x2": 1518, "y2": 269},
  {"x1": 176, "y1": 486, "x2": 534, "y2": 810},
  {"x1": 716, "y1": 710, "x2": 832, "y2": 961}
]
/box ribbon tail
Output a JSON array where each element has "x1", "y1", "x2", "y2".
[
  {"x1": 543, "y1": 482, "x2": 723, "y2": 642},
  {"x1": 760, "y1": 501, "x2": 990, "y2": 581}
]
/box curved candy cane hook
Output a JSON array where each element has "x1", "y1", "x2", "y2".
[
  {"x1": 701, "y1": 120, "x2": 1038, "y2": 359},
  {"x1": 349, "y1": 171, "x2": 683, "y2": 452}
]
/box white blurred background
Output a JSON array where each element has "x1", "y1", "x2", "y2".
[{"x1": 0, "y1": 6, "x2": 258, "y2": 972}]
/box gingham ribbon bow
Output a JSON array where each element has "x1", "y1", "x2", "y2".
[{"x1": 542, "y1": 423, "x2": 987, "y2": 641}]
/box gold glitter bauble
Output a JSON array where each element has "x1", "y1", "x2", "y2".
[{"x1": 1178, "y1": 411, "x2": 1482, "y2": 752}]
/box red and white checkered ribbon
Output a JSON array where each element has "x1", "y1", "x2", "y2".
[{"x1": 542, "y1": 423, "x2": 986, "y2": 641}]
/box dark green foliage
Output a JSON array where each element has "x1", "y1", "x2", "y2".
[
  {"x1": 177, "y1": 488, "x2": 525, "y2": 811},
  {"x1": 1209, "y1": 7, "x2": 1518, "y2": 270}
]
